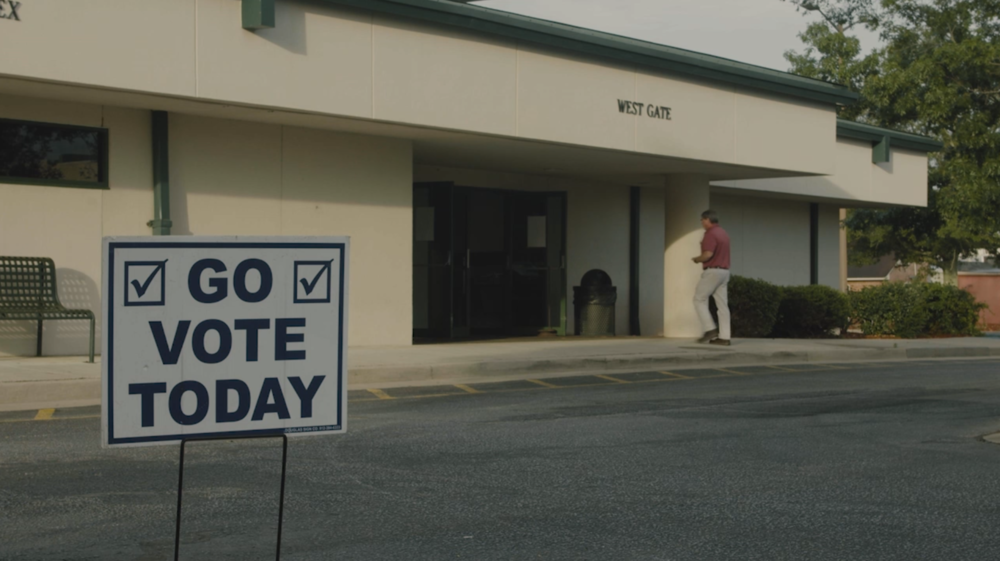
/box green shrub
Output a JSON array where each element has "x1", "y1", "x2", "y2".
[
  {"x1": 709, "y1": 276, "x2": 783, "y2": 337},
  {"x1": 732, "y1": 276, "x2": 784, "y2": 338},
  {"x1": 772, "y1": 285, "x2": 850, "y2": 338},
  {"x1": 849, "y1": 282, "x2": 984, "y2": 338},
  {"x1": 848, "y1": 282, "x2": 925, "y2": 338}
]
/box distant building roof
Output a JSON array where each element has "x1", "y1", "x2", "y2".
[{"x1": 848, "y1": 255, "x2": 896, "y2": 280}]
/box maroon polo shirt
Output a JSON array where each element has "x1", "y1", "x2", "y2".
[{"x1": 701, "y1": 225, "x2": 730, "y2": 269}]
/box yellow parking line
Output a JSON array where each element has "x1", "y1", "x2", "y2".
[
  {"x1": 767, "y1": 365, "x2": 799, "y2": 371},
  {"x1": 366, "y1": 388, "x2": 395, "y2": 400},
  {"x1": 34, "y1": 408, "x2": 55, "y2": 420},
  {"x1": 454, "y1": 384, "x2": 481, "y2": 394},
  {"x1": 595, "y1": 374, "x2": 629, "y2": 384},
  {"x1": 0, "y1": 414, "x2": 100, "y2": 424},
  {"x1": 527, "y1": 379, "x2": 559, "y2": 388},
  {"x1": 660, "y1": 371, "x2": 692, "y2": 379},
  {"x1": 714, "y1": 368, "x2": 749, "y2": 376}
]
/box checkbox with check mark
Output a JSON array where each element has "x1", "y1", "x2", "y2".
[
  {"x1": 294, "y1": 259, "x2": 336, "y2": 303},
  {"x1": 124, "y1": 260, "x2": 168, "y2": 306}
]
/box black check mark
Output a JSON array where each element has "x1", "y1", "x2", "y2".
[
  {"x1": 299, "y1": 260, "x2": 335, "y2": 296},
  {"x1": 130, "y1": 261, "x2": 167, "y2": 298}
]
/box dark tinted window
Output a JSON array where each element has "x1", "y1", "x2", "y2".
[{"x1": 0, "y1": 119, "x2": 107, "y2": 186}]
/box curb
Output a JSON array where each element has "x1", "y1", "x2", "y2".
[
  {"x1": 2, "y1": 346, "x2": 998, "y2": 412},
  {"x1": 347, "y1": 346, "x2": 999, "y2": 385}
]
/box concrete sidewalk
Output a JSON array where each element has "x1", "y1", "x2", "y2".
[{"x1": 3, "y1": 336, "x2": 1000, "y2": 411}]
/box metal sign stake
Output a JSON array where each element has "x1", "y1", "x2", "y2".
[{"x1": 174, "y1": 434, "x2": 289, "y2": 561}]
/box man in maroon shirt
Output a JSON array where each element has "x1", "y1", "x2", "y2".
[{"x1": 691, "y1": 210, "x2": 731, "y2": 346}]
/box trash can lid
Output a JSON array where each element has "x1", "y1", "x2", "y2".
[{"x1": 580, "y1": 269, "x2": 612, "y2": 288}]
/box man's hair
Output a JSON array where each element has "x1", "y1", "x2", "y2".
[{"x1": 701, "y1": 210, "x2": 719, "y2": 224}]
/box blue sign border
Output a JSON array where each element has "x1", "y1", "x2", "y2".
[{"x1": 107, "y1": 241, "x2": 346, "y2": 445}]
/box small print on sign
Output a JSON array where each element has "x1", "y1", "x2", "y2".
[{"x1": 101, "y1": 237, "x2": 350, "y2": 447}]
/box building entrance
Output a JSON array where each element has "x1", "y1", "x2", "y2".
[{"x1": 413, "y1": 183, "x2": 566, "y2": 339}]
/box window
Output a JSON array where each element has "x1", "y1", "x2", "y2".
[{"x1": 0, "y1": 118, "x2": 109, "y2": 189}]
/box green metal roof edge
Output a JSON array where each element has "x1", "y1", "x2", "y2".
[
  {"x1": 320, "y1": 0, "x2": 860, "y2": 106},
  {"x1": 836, "y1": 119, "x2": 944, "y2": 152}
]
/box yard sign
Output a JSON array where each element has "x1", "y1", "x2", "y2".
[{"x1": 101, "y1": 237, "x2": 349, "y2": 447}]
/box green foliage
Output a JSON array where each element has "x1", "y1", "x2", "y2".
[
  {"x1": 848, "y1": 282, "x2": 985, "y2": 337},
  {"x1": 784, "y1": 0, "x2": 1000, "y2": 285},
  {"x1": 710, "y1": 276, "x2": 783, "y2": 337},
  {"x1": 773, "y1": 285, "x2": 851, "y2": 338},
  {"x1": 848, "y1": 282, "x2": 927, "y2": 337}
]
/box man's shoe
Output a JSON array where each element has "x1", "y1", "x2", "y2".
[
  {"x1": 709, "y1": 338, "x2": 731, "y2": 347},
  {"x1": 697, "y1": 329, "x2": 719, "y2": 344}
]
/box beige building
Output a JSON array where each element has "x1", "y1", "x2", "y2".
[{"x1": 0, "y1": 0, "x2": 941, "y2": 357}]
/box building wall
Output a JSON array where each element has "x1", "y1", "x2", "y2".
[
  {"x1": 816, "y1": 204, "x2": 841, "y2": 289},
  {"x1": 0, "y1": 0, "x2": 838, "y2": 177},
  {"x1": 413, "y1": 167, "x2": 652, "y2": 336},
  {"x1": 0, "y1": 94, "x2": 412, "y2": 357},
  {"x1": 847, "y1": 280, "x2": 886, "y2": 291},
  {"x1": 710, "y1": 194, "x2": 815, "y2": 287},
  {"x1": 959, "y1": 274, "x2": 1000, "y2": 329},
  {"x1": 0, "y1": 94, "x2": 152, "y2": 357},
  {"x1": 168, "y1": 114, "x2": 414, "y2": 347}
]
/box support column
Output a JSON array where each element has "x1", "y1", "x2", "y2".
[
  {"x1": 148, "y1": 111, "x2": 172, "y2": 236},
  {"x1": 839, "y1": 208, "x2": 848, "y2": 292},
  {"x1": 663, "y1": 175, "x2": 711, "y2": 338}
]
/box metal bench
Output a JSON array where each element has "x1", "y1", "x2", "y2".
[{"x1": 0, "y1": 257, "x2": 95, "y2": 363}]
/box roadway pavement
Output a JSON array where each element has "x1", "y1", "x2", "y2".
[{"x1": 3, "y1": 358, "x2": 1000, "y2": 559}]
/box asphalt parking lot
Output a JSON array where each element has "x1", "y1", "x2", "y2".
[{"x1": 3, "y1": 358, "x2": 1000, "y2": 560}]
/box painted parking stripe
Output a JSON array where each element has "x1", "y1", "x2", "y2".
[
  {"x1": 366, "y1": 388, "x2": 396, "y2": 400},
  {"x1": 527, "y1": 379, "x2": 558, "y2": 388},
  {"x1": 34, "y1": 408, "x2": 55, "y2": 420},
  {"x1": 612, "y1": 371, "x2": 673, "y2": 382},
  {"x1": 455, "y1": 384, "x2": 481, "y2": 394},
  {"x1": 595, "y1": 374, "x2": 629, "y2": 384},
  {"x1": 660, "y1": 371, "x2": 693, "y2": 379}
]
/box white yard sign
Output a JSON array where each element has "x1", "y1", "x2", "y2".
[{"x1": 101, "y1": 237, "x2": 349, "y2": 447}]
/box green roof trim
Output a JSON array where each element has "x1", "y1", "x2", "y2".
[
  {"x1": 319, "y1": 0, "x2": 859, "y2": 106},
  {"x1": 836, "y1": 119, "x2": 943, "y2": 153}
]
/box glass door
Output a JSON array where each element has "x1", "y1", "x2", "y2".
[
  {"x1": 510, "y1": 192, "x2": 567, "y2": 335},
  {"x1": 465, "y1": 188, "x2": 509, "y2": 335},
  {"x1": 414, "y1": 185, "x2": 566, "y2": 340}
]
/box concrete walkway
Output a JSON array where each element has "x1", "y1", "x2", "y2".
[{"x1": 3, "y1": 336, "x2": 1000, "y2": 411}]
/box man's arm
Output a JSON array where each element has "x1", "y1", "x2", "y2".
[{"x1": 692, "y1": 251, "x2": 714, "y2": 264}]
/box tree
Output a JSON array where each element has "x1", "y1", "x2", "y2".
[
  {"x1": 784, "y1": 0, "x2": 1000, "y2": 285},
  {"x1": 782, "y1": 1, "x2": 879, "y2": 120}
]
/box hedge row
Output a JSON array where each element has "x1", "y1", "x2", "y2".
[
  {"x1": 848, "y1": 282, "x2": 984, "y2": 338},
  {"x1": 712, "y1": 276, "x2": 982, "y2": 338}
]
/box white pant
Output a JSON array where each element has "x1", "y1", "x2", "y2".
[{"x1": 693, "y1": 268, "x2": 731, "y2": 340}]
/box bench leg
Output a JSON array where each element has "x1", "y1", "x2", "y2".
[
  {"x1": 36, "y1": 319, "x2": 43, "y2": 357},
  {"x1": 88, "y1": 317, "x2": 95, "y2": 364}
]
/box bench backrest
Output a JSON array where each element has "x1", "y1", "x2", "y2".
[{"x1": 0, "y1": 257, "x2": 63, "y2": 310}]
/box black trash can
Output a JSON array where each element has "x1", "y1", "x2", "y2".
[{"x1": 573, "y1": 269, "x2": 617, "y2": 336}]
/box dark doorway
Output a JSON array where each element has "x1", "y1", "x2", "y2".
[{"x1": 413, "y1": 183, "x2": 566, "y2": 339}]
